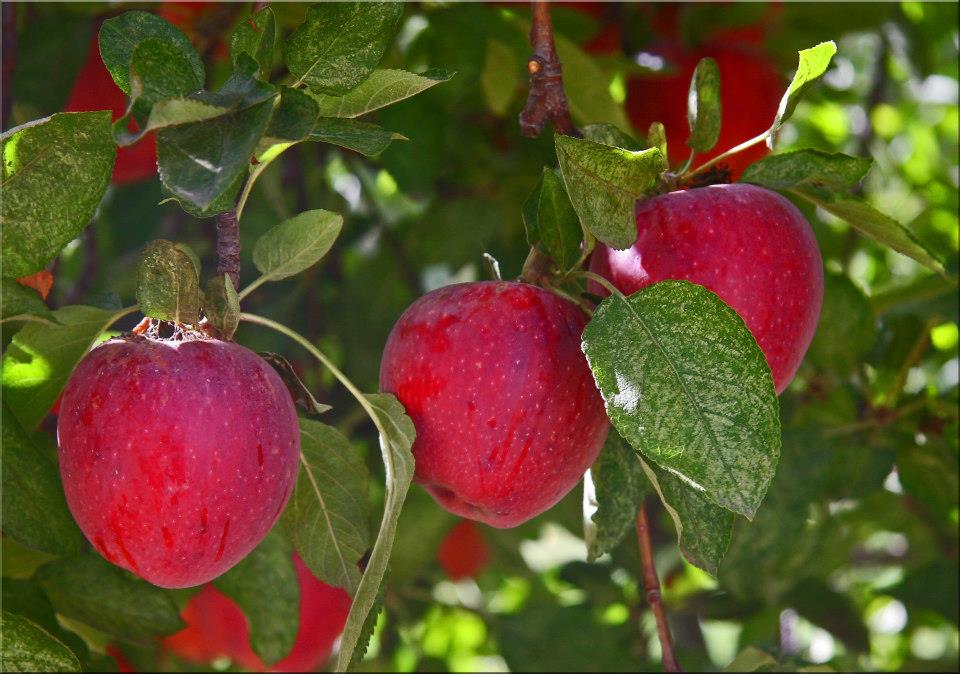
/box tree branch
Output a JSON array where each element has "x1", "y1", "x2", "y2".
[
  {"x1": 636, "y1": 504, "x2": 682, "y2": 673},
  {"x1": 518, "y1": 0, "x2": 578, "y2": 138},
  {"x1": 215, "y1": 210, "x2": 241, "y2": 290}
]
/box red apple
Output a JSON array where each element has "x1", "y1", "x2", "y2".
[
  {"x1": 65, "y1": 34, "x2": 158, "y2": 185},
  {"x1": 626, "y1": 39, "x2": 783, "y2": 179},
  {"x1": 379, "y1": 281, "x2": 610, "y2": 528},
  {"x1": 57, "y1": 334, "x2": 300, "y2": 588},
  {"x1": 105, "y1": 645, "x2": 136, "y2": 672},
  {"x1": 437, "y1": 520, "x2": 491, "y2": 580},
  {"x1": 589, "y1": 183, "x2": 824, "y2": 394},
  {"x1": 16, "y1": 270, "x2": 54, "y2": 300},
  {"x1": 163, "y1": 554, "x2": 352, "y2": 672}
]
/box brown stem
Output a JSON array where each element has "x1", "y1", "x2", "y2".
[
  {"x1": 215, "y1": 210, "x2": 241, "y2": 290},
  {"x1": 518, "y1": 0, "x2": 578, "y2": 138},
  {"x1": 2, "y1": 2, "x2": 17, "y2": 131},
  {"x1": 636, "y1": 504, "x2": 682, "y2": 673}
]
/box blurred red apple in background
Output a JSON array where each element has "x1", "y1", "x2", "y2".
[
  {"x1": 164, "y1": 554, "x2": 352, "y2": 671},
  {"x1": 626, "y1": 38, "x2": 783, "y2": 178},
  {"x1": 437, "y1": 520, "x2": 491, "y2": 580}
]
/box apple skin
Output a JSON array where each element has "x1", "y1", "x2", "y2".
[
  {"x1": 65, "y1": 36, "x2": 158, "y2": 185},
  {"x1": 626, "y1": 40, "x2": 783, "y2": 179},
  {"x1": 57, "y1": 335, "x2": 300, "y2": 588},
  {"x1": 163, "y1": 554, "x2": 352, "y2": 671},
  {"x1": 437, "y1": 520, "x2": 491, "y2": 581},
  {"x1": 379, "y1": 281, "x2": 610, "y2": 528},
  {"x1": 589, "y1": 184, "x2": 823, "y2": 394}
]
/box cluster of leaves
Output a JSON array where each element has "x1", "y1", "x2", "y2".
[{"x1": 1, "y1": 2, "x2": 957, "y2": 673}]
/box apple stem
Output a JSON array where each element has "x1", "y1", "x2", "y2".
[
  {"x1": 216, "y1": 210, "x2": 241, "y2": 291},
  {"x1": 519, "y1": 0, "x2": 579, "y2": 138},
  {"x1": 572, "y1": 270, "x2": 625, "y2": 300},
  {"x1": 636, "y1": 503, "x2": 682, "y2": 673},
  {"x1": 682, "y1": 127, "x2": 772, "y2": 181}
]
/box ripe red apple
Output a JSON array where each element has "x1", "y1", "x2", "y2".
[
  {"x1": 379, "y1": 281, "x2": 610, "y2": 528},
  {"x1": 65, "y1": 35, "x2": 158, "y2": 185},
  {"x1": 626, "y1": 39, "x2": 783, "y2": 179},
  {"x1": 163, "y1": 554, "x2": 352, "y2": 671},
  {"x1": 589, "y1": 183, "x2": 824, "y2": 394},
  {"x1": 437, "y1": 520, "x2": 491, "y2": 580},
  {"x1": 57, "y1": 334, "x2": 300, "y2": 588}
]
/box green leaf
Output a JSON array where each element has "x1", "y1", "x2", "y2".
[
  {"x1": 285, "y1": 2, "x2": 404, "y2": 95},
  {"x1": 214, "y1": 530, "x2": 298, "y2": 666},
  {"x1": 282, "y1": 419, "x2": 371, "y2": 595},
  {"x1": 310, "y1": 118, "x2": 406, "y2": 157},
  {"x1": 686, "y1": 57, "x2": 722, "y2": 153},
  {"x1": 1, "y1": 112, "x2": 115, "y2": 278},
  {"x1": 2, "y1": 304, "x2": 123, "y2": 430},
  {"x1": 647, "y1": 122, "x2": 668, "y2": 158},
  {"x1": 638, "y1": 457, "x2": 735, "y2": 576},
  {"x1": 308, "y1": 68, "x2": 454, "y2": 118},
  {"x1": 719, "y1": 432, "x2": 829, "y2": 602},
  {"x1": 230, "y1": 6, "x2": 277, "y2": 78},
  {"x1": 1, "y1": 402, "x2": 83, "y2": 556},
  {"x1": 581, "y1": 281, "x2": 781, "y2": 520},
  {"x1": 98, "y1": 10, "x2": 204, "y2": 96},
  {"x1": 807, "y1": 272, "x2": 875, "y2": 376},
  {"x1": 741, "y1": 149, "x2": 872, "y2": 190},
  {"x1": 203, "y1": 274, "x2": 240, "y2": 339},
  {"x1": 725, "y1": 646, "x2": 776, "y2": 672},
  {"x1": 35, "y1": 554, "x2": 184, "y2": 640},
  {"x1": 774, "y1": 41, "x2": 837, "y2": 131},
  {"x1": 481, "y1": 40, "x2": 520, "y2": 117},
  {"x1": 252, "y1": 209, "x2": 343, "y2": 283},
  {"x1": 585, "y1": 431, "x2": 648, "y2": 562},
  {"x1": 1, "y1": 580, "x2": 90, "y2": 665},
  {"x1": 581, "y1": 123, "x2": 642, "y2": 150},
  {"x1": 555, "y1": 135, "x2": 666, "y2": 250},
  {"x1": 161, "y1": 172, "x2": 245, "y2": 219},
  {"x1": 793, "y1": 186, "x2": 943, "y2": 272},
  {"x1": 265, "y1": 87, "x2": 320, "y2": 144},
  {"x1": 523, "y1": 168, "x2": 583, "y2": 272},
  {"x1": 1, "y1": 279, "x2": 54, "y2": 323},
  {"x1": 157, "y1": 57, "x2": 277, "y2": 210},
  {"x1": 260, "y1": 353, "x2": 332, "y2": 416},
  {"x1": 345, "y1": 577, "x2": 387, "y2": 670},
  {"x1": 336, "y1": 393, "x2": 416, "y2": 670},
  {"x1": 0, "y1": 612, "x2": 81, "y2": 673},
  {"x1": 131, "y1": 38, "x2": 203, "y2": 111},
  {"x1": 135, "y1": 98, "x2": 230, "y2": 142},
  {"x1": 136, "y1": 239, "x2": 201, "y2": 325}
]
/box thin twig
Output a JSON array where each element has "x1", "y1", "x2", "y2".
[
  {"x1": 518, "y1": 1, "x2": 578, "y2": 138},
  {"x1": 636, "y1": 504, "x2": 682, "y2": 673},
  {"x1": 215, "y1": 210, "x2": 241, "y2": 290},
  {"x1": 2, "y1": 2, "x2": 17, "y2": 131}
]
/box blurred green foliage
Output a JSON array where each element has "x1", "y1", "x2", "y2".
[{"x1": 2, "y1": 2, "x2": 957, "y2": 672}]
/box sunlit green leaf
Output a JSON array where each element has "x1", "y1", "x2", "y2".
[{"x1": 582, "y1": 281, "x2": 781, "y2": 519}]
